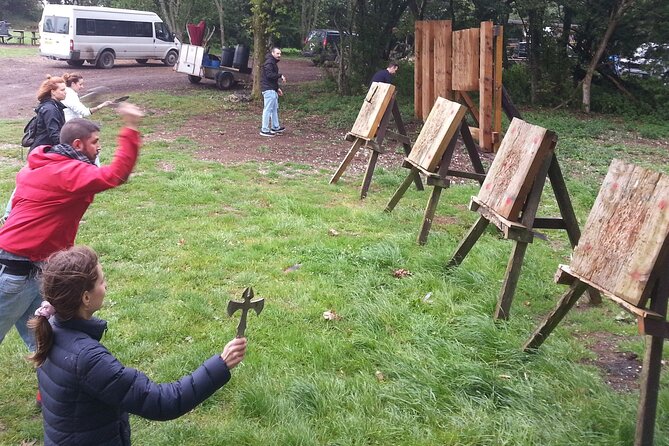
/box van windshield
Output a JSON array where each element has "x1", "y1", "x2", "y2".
[{"x1": 43, "y1": 16, "x2": 69, "y2": 34}]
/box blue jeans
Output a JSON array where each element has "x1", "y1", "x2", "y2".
[
  {"x1": 261, "y1": 90, "x2": 281, "y2": 132},
  {"x1": 0, "y1": 267, "x2": 41, "y2": 351}
]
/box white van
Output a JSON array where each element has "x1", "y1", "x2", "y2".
[{"x1": 39, "y1": 4, "x2": 180, "y2": 69}]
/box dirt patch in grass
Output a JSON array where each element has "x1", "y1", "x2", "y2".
[
  {"x1": 577, "y1": 331, "x2": 643, "y2": 392},
  {"x1": 148, "y1": 105, "x2": 494, "y2": 182}
]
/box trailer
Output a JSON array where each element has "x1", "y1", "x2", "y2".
[{"x1": 175, "y1": 43, "x2": 251, "y2": 90}]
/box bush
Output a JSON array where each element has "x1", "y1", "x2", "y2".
[{"x1": 503, "y1": 63, "x2": 531, "y2": 105}]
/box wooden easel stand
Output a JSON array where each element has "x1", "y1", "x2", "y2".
[
  {"x1": 330, "y1": 99, "x2": 422, "y2": 199},
  {"x1": 385, "y1": 123, "x2": 486, "y2": 245}
]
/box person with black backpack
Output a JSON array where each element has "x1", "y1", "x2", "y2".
[
  {"x1": 30, "y1": 75, "x2": 67, "y2": 152},
  {"x1": 4, "y1": 76, "x2": 67, "y2": 221}
]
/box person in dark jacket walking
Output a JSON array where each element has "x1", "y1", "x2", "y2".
[
  {"x1": 259, "y1": 47, "x2": 286, "y2": 137},
  {"x1": 370, "y1": 61, "x2": 399, "y2": 85},
  {"x1": 29, "y1": 245, "x2": 248, "y2": 446}
]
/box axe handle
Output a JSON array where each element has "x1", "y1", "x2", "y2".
[{"x1": 235, "y1": 310, "x2": 248, "y2": 338}]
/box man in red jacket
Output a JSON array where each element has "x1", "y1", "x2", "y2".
[{"x1": 0, "y1": 102, "x2": 143, "y2": 351}]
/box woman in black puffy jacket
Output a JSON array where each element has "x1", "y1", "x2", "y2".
[{"x1": 30, "y1": 75, "x2": 67, "y2": 152}]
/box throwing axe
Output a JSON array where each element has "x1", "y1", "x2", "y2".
[{"x1": 227, "y1": 287, "x2": 264, "y2": 338}]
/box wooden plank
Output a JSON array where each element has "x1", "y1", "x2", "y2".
[
  {"x1": 479, "y1": 21, "x2": 494, "y2": 152},
  {"x1": 349, "y1": 82, "x2": 396, "y2": 139},
  {"x1": 523, "y1": 280, "x2": 590, "y2": 351},
  {"x1": 470, "y1": 196, "x2": 533, "y2": 243},
  {"x1": 330, "y1": 138, "x2": 365, "y2": 184},
  {"x1": 570, "y1": 160, "x2": 669, "y2": 307},
  {"x1": 422, "y1": 21, "x2": 435, "y2": 121},
  {"x1": 407, "y1": 97, "x2": 467, "y2": 172},
  {"x1": 446, "y1": 215, "x2": 489, "y2": 269},
  {"x1": 434, "y1": 20, "x2": 452, "y2": 101},
  {"x1": 558, "y1": 265, "x2": 664, "y2": 320},
  {"x1": 493, "y1": 25, "x2": 504, "y2": 151},
  {"x1": 495, "y1": 240, "x2": 529, "y2": 320},
  {"x1": 476, "y1": 118, "x2": 555, "y2": 221},
  {"x1": 414, "y1": 21, "x2": 424, "y2": 120},
  {"x1": 452, "y1": 28, "x2": 480, "y2": 92}
]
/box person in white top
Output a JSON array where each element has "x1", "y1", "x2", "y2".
[{"x1": 61, "y1": 73, "x2": 112, "y2": 122}]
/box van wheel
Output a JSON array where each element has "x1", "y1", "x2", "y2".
[
  {"x1": 67, "y1": 60, "x2": 85, "y2": 67},
  {"x1": 97, "y1": 51, "x2": 115, "y2": 69},
  {"x1": 163, "y1": 50, "x2": 178, "y2": 67},
  {"x1": 188, "y1": 75, "x2": 202, "y2": 84},
  {"x1": 216, "y1": 71, "x2": 235, "y2": 90},
  {"x1": 136, "y1": 59, "x2": 148, "y2": 64}
]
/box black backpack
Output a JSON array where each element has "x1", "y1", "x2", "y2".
[{"x1": 21, "y1": 114, "x2": 38, "y2": 148}]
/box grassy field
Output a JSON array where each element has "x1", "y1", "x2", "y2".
[{"x1": 1, "y1": 70, "x2": 669, "y2": 445}]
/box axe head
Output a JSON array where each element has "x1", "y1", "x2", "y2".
[{"x1": 226, "y1": 287, "x2": 265, "y2": 316}]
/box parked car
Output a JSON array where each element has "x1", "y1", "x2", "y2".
[
  {"x1": 616, "y1": 58, "x2": 650, "y2": 79},
  {"x1": 302, "y1": 29, "x2": 340, "y2": 65}
]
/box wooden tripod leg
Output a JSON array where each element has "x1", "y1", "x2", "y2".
[
  {"x1": 385, "y1": 167, "x2": 420, "y2": 213},
  {"x1": 494, "y1": 241, "x2": 529, "y2": 320},
  {"x1": 446, "y1": 215, "x2": 489, "y2": 269},
  {"x1": 360, "y1": 150, "x2": 380, "y2": 199},
  {"x1": 635, "y1": 334, "x2": 664, "y2": 446},
  {"x1": 523, "y1": 280, "x2": 589, "y2": 351},
  {"x1": 417, "y1": 185, "x2": 443, "y2": 245},
  {"x1": 635, "y1": 272, "x2": 669, "y2": 446},
  {"x1": 330, "y1": 138, "x2": 364, "y2": 184}
]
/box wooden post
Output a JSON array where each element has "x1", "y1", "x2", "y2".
[
  {"x1": 479, "y1": 21, "x2": 494, "y2": 152},
  {"x1": 446, "y1": 215, "x2": 489, "y2": 269},
  {"x1": 422, "y1": 21, "x2": 435, "y2": 120},
  {"x1": 635, "y1": 273, "x2": 669, "y2": 446},
  {"x1": 493, "y1": 25, "x2": 504, "y2": 152},
  {"x1": 330, "y1": 138, "x2": 364, "y2": 184},
  {"x1": 385, "y1": 167, "x2": 421, "y2": 213},
  {"x1": 523, "y1": 280, "x2": 589, "y2": 351},
  {"x1": 414, "y1": 21, "x2": 424, "y2": 120}
]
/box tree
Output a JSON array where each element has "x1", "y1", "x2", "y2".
[{"x1": 580, "y1": 0, "x2": 632, "y2": 113}]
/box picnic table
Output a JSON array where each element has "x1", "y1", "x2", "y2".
[{"x1": 0, "y1": 21, "x2": 12, "y2": 44}]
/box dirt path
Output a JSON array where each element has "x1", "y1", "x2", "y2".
[{"x1": 0, "y1": 54, "x2": 323, "y2": 119}]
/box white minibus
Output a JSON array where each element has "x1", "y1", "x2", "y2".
[{"x1": 39, "y1": 4, "x2": 180, "y2": 69}]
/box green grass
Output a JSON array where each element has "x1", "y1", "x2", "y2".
[
  {"x1": 1, "y1": 84, "x2": 669, "y2": 445},
  {"x1": 0, "y1": 44, "x2": 39, "y2": 58}
]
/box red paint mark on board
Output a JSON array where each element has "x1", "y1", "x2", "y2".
[
  {"x1": 611, "y1": 183, "x2": 619, "y2": 190},
  {"x1": 659, "y1": 200, "x2": 667, "y2": 210},
  {"x1": 505, "y1": 196, "x2": 514, "y2": 206},
  {"x1": 630, "y1": 270, "x2": 644, "y2": 282}
]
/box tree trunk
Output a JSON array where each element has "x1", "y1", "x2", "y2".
[
  {"x1": 527, "y1": 7, "x2": 544, "y2": 105},
  {"x1": 251, "y1": 6, "x2": 267, "y2": 100},
  {"x1": 582, "y1": 0, "x2": 630, "y2": 113},
  {"x1": 213, "y1": 0, "x2": 225, "y2": 46}
]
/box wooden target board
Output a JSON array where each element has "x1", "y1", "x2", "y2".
[
  {"x1": 406, "y1": 97, "x2": 467, "y2": 172},
  {"x1": 451, "y1": 28, "x2": 480, "y2": 92},
  {"x1": 476, "y1": 118, "x2": 555, "y2": 221},
  {"x1": 349, "y1": 82, "x2": 396, "y2": 140},
  {"x1": 570, "y1": 160, "x2": 669, "y2": 307}
]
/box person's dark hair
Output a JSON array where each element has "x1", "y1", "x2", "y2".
[
  {"x1": 60, "y1": 118, "x2": 101, "y2": 146},
  {"x1": 36, "y1": 75, "x2": 65, "y2": 102},
  {"x1": 62, "y1": 72, "x2": 84, "y2": 87},
  {"x1": 388, "y1": 61, "x2": 399, "y2": 69},
  {"x1": 28, "y1": 246, "x2": 99, "y2": 367}
]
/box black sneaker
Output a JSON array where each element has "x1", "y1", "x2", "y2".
[
  {"x1": 259, "y1": 130, "x2": 275, "y2": 137},
  {"x1": 271, "y1": 126, "x2": 285, "y2": 134}
]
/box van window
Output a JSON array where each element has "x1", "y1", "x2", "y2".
[
  {"x1": 154, "y1": 22, "x2": 172, "y2": 41},
  {"x1": 43, "y1": 16, "x2": 69, "y2": 34},
  {"x1": 75, "y1": 18, "x2": 153, "y2": 37}
]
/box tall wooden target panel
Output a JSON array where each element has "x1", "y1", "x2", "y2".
[
  {"x1": 525, "y1": 160, "x2": 669, "y2": 446},
  {"x1": 415, "y1": 20, "x2": 503, "y2": 152}
]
